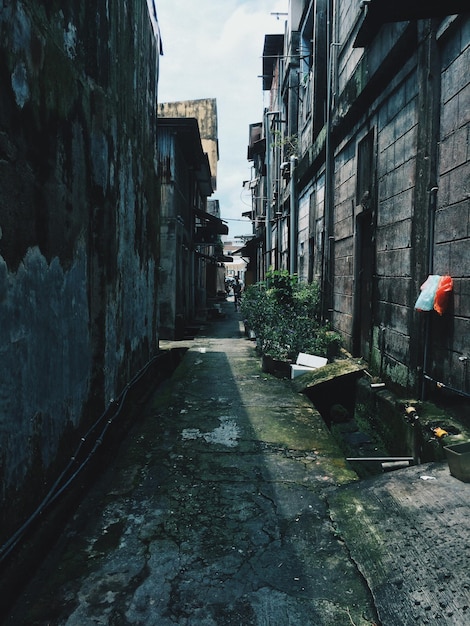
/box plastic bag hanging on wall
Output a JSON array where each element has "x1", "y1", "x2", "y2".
[
  {"x1": 434, "y1": 275, "x2": 453, "y2": 315},
  {"x1": 414, "y1": 274, "x2": 453, "y2": 315}
]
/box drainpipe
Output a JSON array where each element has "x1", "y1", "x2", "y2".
[
  {"x1": 427, "y1": 187, "x2": 438, "y2": 276},
  {"x1": 264, "y1": 109, "x2": 271, "y2": 278},
  {"x1": 420, "y1": 185, "x2": 438, "y2": 400},
  {"x1": 322, "y1": 2, "x2": 338, "y2": 322},
  {"x1": 289, "y1": 154, "x2": 297, "y2": 275},
  {"x1": 322, "y1": 88, "x2": 332, "y2": 320},
  {"x1": 264, "y1": 111, "x2": 280, "y2": 277}
]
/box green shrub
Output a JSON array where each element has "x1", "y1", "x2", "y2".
[{"x1": 240, "y1": 271, "x2": 341, "y2": 362}]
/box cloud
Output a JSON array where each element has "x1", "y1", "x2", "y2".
[{"x1": 157, "y1": 0, "x2": 287, "y2": 239}]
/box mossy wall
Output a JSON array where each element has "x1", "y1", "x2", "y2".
[{"x1": 0, "y1": 1, "x2": 161, "y2": 544}]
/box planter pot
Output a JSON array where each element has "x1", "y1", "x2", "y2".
[
  {"x1": 444, "y1": 442, "x2": 470, "y2": 483},
  {"x1": 261, "y1": 354, "x2": 291, "y2": 378}
]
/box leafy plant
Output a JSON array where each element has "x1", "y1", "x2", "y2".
[
  {"x1": 272, "y1": 131, "x2": 298, "y2": 159},
  {"x1": 240, "y1": 270, "x2": 341, "y2": 362}
]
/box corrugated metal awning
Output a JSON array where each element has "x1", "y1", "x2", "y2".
[
  {"x1": 194, "y1": 251, "x2": 233, "y2": 264},
  {"x1": 232, "y1": 235, "x2": 263, "y2": 257},
  {"x1": 193, "y1": 208, "x2": 228, "y2": 235}
]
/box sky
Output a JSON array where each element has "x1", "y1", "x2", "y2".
[{"x1": 156, "y1": 0, "x2": 288, "y2": 242}]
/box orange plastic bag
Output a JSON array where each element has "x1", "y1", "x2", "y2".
[{"x1": 433, "y1": 275, "x2": 453, "y2": 315}]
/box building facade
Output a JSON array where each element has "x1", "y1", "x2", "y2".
[
  {"x1": 0, "y1": 2, "x2": 161, "y2": 545},
  {"x1": 247, "y1": 0, "x2": 470, "y2": 401},
  {"x1": 157, "y1": 100, "x2": 227, "y2": 338}
]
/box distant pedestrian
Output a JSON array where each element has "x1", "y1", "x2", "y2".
[{"x1": 233, "y1": 277, "x2": 242, "y2": 311}]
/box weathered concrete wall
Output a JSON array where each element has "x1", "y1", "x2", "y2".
[
  {"x1": 372, "y1": 65, "x2": 419, "y2": 390},
  {"x1": 332, "y1": 138, "x2": 356, "y2": 341},
  {"x1": 329, "y1": 2, "x2": 422, "y2": 378},
  {"x1": 260, "y1": 3, "x2": 469, "y2": 398},
  {"x1": 0, "y1": 2, "x2": 160, "y2": 541},
  {"x1": 297, "y1": 186, "x2": 312, "y2": 283},
  {"x1": 431, "y1": 16, "x2": 470, "y2": 393},
  {"x1": 328, "y1": 5, "x2": 470, "y2": 396}
]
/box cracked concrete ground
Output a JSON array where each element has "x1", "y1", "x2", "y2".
[
  {"x1": 5, "y1": 298, "x2": 469, "y2": 625},
  {"x1": 6, "y1": 299, "x2": 376, "y2": 625}
]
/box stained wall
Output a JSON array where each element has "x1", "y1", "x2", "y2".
[{"x1": 0, "y1": 1, "x2": 161, "y2": 540}]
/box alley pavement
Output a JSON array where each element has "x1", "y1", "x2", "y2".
[{"x1": 5, "y1": 298, "x2": 470, "y2": 626}]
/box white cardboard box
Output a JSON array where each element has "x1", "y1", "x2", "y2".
[
  {"x1": 290, "y1": 353, "x2": 328, "y2": 379},
  {"x1": 296, "y1": 352, "x2": 328, "y2": 368}
]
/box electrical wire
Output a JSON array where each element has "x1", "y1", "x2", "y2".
[
  {"x1": 0, "y1": 353, "x2": 161, "y2": 565},
  {"x1": 423, "y1": 374, "x2": 470, "y2": 400}
]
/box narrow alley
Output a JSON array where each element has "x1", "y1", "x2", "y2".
[{"x1": 5, "y1": 298, "x2": 469, "y2": 626}]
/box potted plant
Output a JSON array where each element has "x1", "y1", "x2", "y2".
[{"x1": 240, "y1": 270, "x2": 341, "y2": 377}]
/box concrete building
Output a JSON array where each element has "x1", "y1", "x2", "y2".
[
  {"x1": 156, "y1": 117, "x2": 213, "y2": 338},
  {"x1": 246, "y1": 1, "x2": 470, "y2": 401},
  {"x1": 158, "y1": 99, "x2": 219, "y2": 192},
  {"x1": 157, "y1": 100, "x2": 227, "y2": 337},
  {"x1": 0, "y1": 2, "x2": 161, "y2": 547},
  {"x1": 222, "y1": 240, "x2": 247, "y2": 286}
]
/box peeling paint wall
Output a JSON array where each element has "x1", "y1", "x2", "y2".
[{"x1": 0, "y1": 1, "x2": 161, "y2": 540}]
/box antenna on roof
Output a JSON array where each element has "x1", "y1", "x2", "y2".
[{"x1": 270, "y1": 12, "x2": 288, "y2": 20}]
